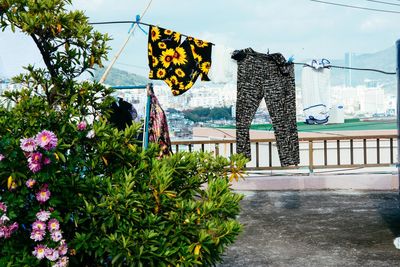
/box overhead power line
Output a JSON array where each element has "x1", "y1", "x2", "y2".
[
  {"x1": 310, "y1": 0, "x2": 400, "y2": 13},
  {"x1": 365, "y1": 0, "x2": 400, "y2": 7}
]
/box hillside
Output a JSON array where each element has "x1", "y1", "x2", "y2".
[{"x1": 93, "y1": 67, "x2": 152, "y2": 86}]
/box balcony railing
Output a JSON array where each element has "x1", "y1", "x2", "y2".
[{"x1": 171, "y1": 134, "x2": 398, "y2": 171}]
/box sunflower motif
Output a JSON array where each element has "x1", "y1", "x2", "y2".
[
  {"x1": 159, "y1": 49, "x2": 175, "y2": 68},
  {"x1": 178, "y1": 82, "x2": 186, "y2": 90},
  {"x1": 158, "y1": 42, "x2": 167, "y2": 49},
  {"x1": 151, "y1": 27, "x2": 161, "y2": 42},
  {"x1": 200, "y1": 62, "x2": 211, "y2": 73},
  {"x1": 152, "y1": 56, "x2": 159, "y2": 67},
  {"x1": 173, "y1": 32, "x2": 181, "y2": 43},
  {"x1": 148, "y1": 43, "x2": 153, "y2": 55},
  {"x1": 194, "y1": 38, "x2": 209, "y2": 48},
  {"x1": 149, "y1": 70, "x2": 154, "y2": 79},
  {"x1": 172, "y1": 89, "x2": 180, "y2": 96},
  {"x1": 172, "y1": 47, "x2": 187, "y2": 65},
  {"x1": 175, "y1": 68, "x2": 185, "y2": 78},
  {"x1": 156, "y1": 68, "x2": 167, "y2": 79},
  {"x1": 164, "y1": 29, "x2": 173, "y2": 35},
  {"x1": 165, "y1": 78, "x2": 172, "y2": 88},
  {"x1": 190, "y1": 44, "x2": 202, "y2": 62},
  {"x1": 170, "y1": 75, "x2": 179, "y2": 86},
  {"x1": 185, "y1": 81, "x2": 194, "y2": 90}
]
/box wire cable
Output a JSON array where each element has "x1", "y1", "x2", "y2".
[
  {"x1": 99, "y1": 0, "x2": 154, "y2": 84},
  {"x1": 90, "y1": 20, "x2": 215, "y2": 45},
  {"x1": 310, "y1": 0, "x2": 400, "y2": 13},
  {"x1": 293, "y1": 62, "x2": 396, "y2": 75}
]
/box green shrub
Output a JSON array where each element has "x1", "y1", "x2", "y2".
[{"x1": 0, "y1": 0, "x2": 247, "y2": 266}]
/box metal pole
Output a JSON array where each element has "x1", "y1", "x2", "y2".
[
  {"x1": 396, "y1": 39, "x2": 400, "y2": 191},
  {"x1": 143, "y1": 83, "x2": 153, "y2": 150}
]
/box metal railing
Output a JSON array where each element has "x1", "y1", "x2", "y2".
[{"x1": 171, "y1": 134, "x2": 398, "y2": 171}]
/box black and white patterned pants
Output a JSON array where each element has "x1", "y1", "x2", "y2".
[{"x1": 233, "y1": 48, "x2": 300, "y2": 166}]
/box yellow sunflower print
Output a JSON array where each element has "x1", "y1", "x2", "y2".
[
  {"x1": 178, "y1": 82, "x2": 186, "y2": 90},
  {"x1": 172, "y1": 47, "x2": 187, "y2": 65},
  {"x1": 172, "y1": 89, "x2": 180, "y2": 96},
  {"x1": 152, "y1": 56, "x2": 159, "y2": 67},
  {"x1": 165, "y1": 78, "x2": 172, "y2": 88},
  {"x1": 151, "y1": 27, "x2": 161, "y2": 42},
  {"x1": 158, "y1": 42, "x2": 167, "y2": 49},
  {"x1": 191, "y1": 45, "x2": 203, "y2": 62},
  {"x1": 175, "y1": 68, "x2": 185, "y2": 78},
  {"x1": 170, "y1": 75, "x2": 179, "y2": 86},
  {"x1": 173, "y1": 32, "x2": 181, "y2": 43},
  {"x1": 164, "y1": 29, "x2": 173, "y2": 35},
  {"x1": 156, "y1": 68, "x2": 167, "y2": 79},
  {"x1": 194, "y1": 38, "x2": 209, "y2": 48},
  {"x1": 200, "y1": 62, "x2": 211, "y2": 73},
  {"x1": 148, "y1": 43, "x2": 153, "y2": 55},
  {"x1": 149, "y1": 70, "x2": 154, "y2": 79},
  {"x1": 159, "y1": 49, "x2": 175, "y2": 68},
  {"x1": 185, "y1": 81, "x2": 194, "y2": 90}
]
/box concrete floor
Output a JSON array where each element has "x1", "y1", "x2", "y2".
[{"x1": 217, "y1": 191, "x2": 400, "y2": 267}]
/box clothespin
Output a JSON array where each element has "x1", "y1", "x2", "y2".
[
  {"x1": 128, "y1": 14, "x2": 148, "y2": 35},
  {"x1": 287, "y1": 55, "x2": 294, "y2": 64}
]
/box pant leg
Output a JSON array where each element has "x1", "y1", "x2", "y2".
[
  {"x1": 236, "y1": 55, "x2": 264, "y2": 159},
  {"x1": 263, "y1": 55, "x2": 299, "y2": 166}
]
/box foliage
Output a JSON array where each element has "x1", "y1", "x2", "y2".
[
  {"x1": 0, "y1": 0, "x2": 247, "y2": 266},
  {"x1": 182, "y1": 107, "x2": 233, "y2": 123}
]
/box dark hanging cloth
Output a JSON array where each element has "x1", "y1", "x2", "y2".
[
  {"x1": 148, "y1": 26, "x2": 212, "y2": 96},
  {"x1": 148, "y1": 89, "x2": 172, "y2": 157},
  {"x1": 109, "y1": 98, "x2": 136, "y2": 131},
  {"x1": 232, "y1": 48, "x2": 299, "y2": 167}
]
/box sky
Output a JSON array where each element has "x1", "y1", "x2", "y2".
[{"x1": 1, "y1": 0, "x2": 400, "y2": 78}]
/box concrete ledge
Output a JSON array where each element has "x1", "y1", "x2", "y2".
[{"x1": 230, "y1": 174, "x2": 399, "y2": 191}]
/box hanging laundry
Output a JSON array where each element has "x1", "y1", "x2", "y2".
[
  {"x1": 208, "y1": 44, "x2": 237, "y2": 84},
  {"x1": 232, "y1": 48, "x2": 299, "y2": 167},
  {"x1": 147, "y1": 25, "x2": 212, "y2": 96},
  {"x1": 148, "y1": 88, "x2": 172, "y2": 157},
  {"x1": 301, "y1": 59, "x2": 331, "y2": 124},
  {"x1": 109, "y1": 98, "x2": 137, "y2": 131}
]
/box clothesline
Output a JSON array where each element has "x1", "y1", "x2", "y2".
[
  {"x1": 89, "y1": 20, "x2": 215, "y2": 46},
  {"x1": 293, "y1": 62, "x2": 396, "y2": 75},
  {"x1": 90, "y1": 20, "x2": 394, "y2": 76}
]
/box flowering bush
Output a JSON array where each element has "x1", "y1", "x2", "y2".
[{"x1": 0, "y1": 0, "x2": 247, "y2": 266}]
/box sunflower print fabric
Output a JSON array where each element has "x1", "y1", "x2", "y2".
[{"x1": 148, "y1": 25, "x2": 213, "y2": 96}]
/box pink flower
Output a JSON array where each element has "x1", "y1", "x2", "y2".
[
  {"x1": 26, "y1": 179, "x2": 37, "y2": 188},
  {"x1": 51, "y1": 230, "x2": 63, "y2": 242},
  {"x1": 32, "y1": 220, "x2": 46, "y2": 231},
  {"x1": 29, "y1": 152, "x2": 43, "y2": 163},
  {"x1": 30, "y1": 229, "x2": 45, "y2": 241},
  {"x1": 36, "y1": 130, "x2": 58, "y2": 151},
  {"x1": 77, "y1": 121, "x2": 87, "y2": 131},
  {"x1": 0, "y1": 226, "x2": 6, "y2": 238},
  {"x1": 33, "y1": 244, "x2": 47, "y2": 260},
  {"x1": 43, "y1": 157, "x2": 51, "y2": 165},
  {"x1": 36, "y1": 210, "x2": 51, "y2": 221},
  {"x1": 0, "y1": 154, "x2": 5, "y2": 161},
  {"x1": 20, "y1": 137, "x2": 37, "y2": 152},
  {"x1": 45, "y1": 248, "x2": 59, "y2": 261},
  {"x1": 36, "y1": 186, "x2": 51, "y2": 204},
  {"x1": 48, "y1": 218, "x2": 60, "y2": 232},
  {"x1": 54, "y1": 256, "x2": 69, "y2": 267},
  {"x1": 0, "y1": 202, "x2": 6, "y2": 212},
  {"x1": 8, "y1": 222, "x2": 18, "y2": 233},
  {"x1": 28, "y1": 161, "x2": 42, "y2": 173},
  {"x1": 58, "y1": 240, "x2": 68, "y2": 256}
]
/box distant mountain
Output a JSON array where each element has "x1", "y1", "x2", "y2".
[
  {"x1": 93, "y1": 67, "x2": 152, "y2": 86},
  {"x1": 295, "y1": 46, "x2": 396, "y2": 94}
]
